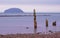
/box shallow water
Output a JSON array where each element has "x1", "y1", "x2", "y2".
[{"x1": 0, "y1": 13, "x2": 60, "y2": 34}]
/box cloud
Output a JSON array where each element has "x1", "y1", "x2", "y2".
[
  {"x1": 0, "y1": 0, "x2": 60, "y2": 12},
  {"x1": 0, "y1": 5, "x2": 60, "y2": 12},
  {"x1": 0, "y1": 0, "x2": 60, "y2": 5}
]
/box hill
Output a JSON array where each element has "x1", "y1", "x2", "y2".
[{"x1": 4, "y1": 8, "x2": 24, "y2": 13}]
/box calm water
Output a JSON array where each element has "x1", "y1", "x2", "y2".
[{"x1": 0, "y1": 13, "x2": 60, "y2": 34}]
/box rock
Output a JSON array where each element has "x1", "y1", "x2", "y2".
[
  {"x1": 26, "y1": 27, "x2": 29, "y2": 29},
  {"x1": 49, "y1": 30, "x2": 53, "y2": 33}
]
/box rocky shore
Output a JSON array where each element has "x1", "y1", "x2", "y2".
[{"x1": 0, "y1": 32, "x2": 60, "y2": 38}]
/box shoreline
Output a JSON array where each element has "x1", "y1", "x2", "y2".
[{"x1": 0, "y1": 32, "x2": 60, "y2": 38}]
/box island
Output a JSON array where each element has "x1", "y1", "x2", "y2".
[{"x1": 4, "y1": 8, "x2": 24, "y2": 13}]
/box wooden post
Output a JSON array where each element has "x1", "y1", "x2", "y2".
[
  {"x1": 52, "y1": 21, "x2": 56, "y2": 26},
  {"x1": 46, "y1": 19, "x2": 48, "y2": 27},
  {"x1": 33, "y1": 9, "x2": 37, "y2": 29}
]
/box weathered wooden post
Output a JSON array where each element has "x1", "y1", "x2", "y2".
[
  {"x1": 46, "y1": 19, "x2": 48, "y2": 27},
  {"x1": 33, "y1": 9, "x2": 37, "y2": 29},
  {"x1": 52, "y1": 21, "x2": 56, "y2": 26}
]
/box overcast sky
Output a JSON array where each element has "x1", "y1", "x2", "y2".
[
  {"x1": 0, "y1": 0, "x2": 60, "y2": 13},
  {"x1": 0, "y1": 0, "x2": 60, "y2": 5}
]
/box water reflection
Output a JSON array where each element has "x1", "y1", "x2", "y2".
[{"x1": 34, "y1": 29, "x2": 37, "y2": 34}]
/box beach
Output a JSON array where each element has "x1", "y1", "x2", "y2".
[{"x1": 0, "y1": 32, "x2": 60, "y2": 38}]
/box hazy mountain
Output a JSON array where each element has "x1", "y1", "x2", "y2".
[{"x1": 4, "y1": 8, "x2": 24, "y2": 14}]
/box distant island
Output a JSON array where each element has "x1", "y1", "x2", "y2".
[{"x1": 4, "y1": 8, "x2": 24, "y2": 13}]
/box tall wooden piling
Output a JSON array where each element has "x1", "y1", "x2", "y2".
[
  {"x1": 46, "y1": 19, "x2": 48, "y2": 27},
  {"x1": 33, "y1": 9, "x2": 37, "y2": 29}
]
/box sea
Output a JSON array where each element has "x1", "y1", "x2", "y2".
[{"x1": 0, "y1": 13, "x2": 60, "y2": 34}]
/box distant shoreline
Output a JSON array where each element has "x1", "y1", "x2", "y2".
[{"x1": 0, "y1": 14, "x2": 51, "y2": 17}]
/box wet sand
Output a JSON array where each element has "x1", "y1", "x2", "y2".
[{"x1": 0, "y1": 32, "x2": 60, "y2": 38}]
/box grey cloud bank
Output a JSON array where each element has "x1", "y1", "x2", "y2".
[{"x1": 0, "y1": 0, "x2": 60, "y2": 5}]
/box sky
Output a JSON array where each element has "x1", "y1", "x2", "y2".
[{"x1": 0, "y1": 0, "x2": 60, "y2": 13}]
